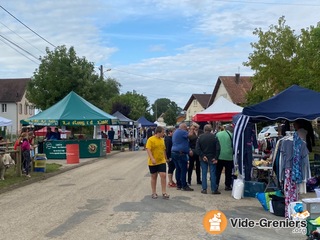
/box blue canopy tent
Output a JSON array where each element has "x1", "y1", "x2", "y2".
[
  {"x1": 233, "y1": 85, "x2": 320, "y2": 182},
  {"x1": 242, "y1": 85, "x2": 320, "y2": 121},
  {"x1": 137, "y1": 116, "x2": 157, "y2": 127}
]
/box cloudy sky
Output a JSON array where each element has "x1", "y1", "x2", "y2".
[{"x1": 0, "y1": 1, "x2": 319, "y2": 109}]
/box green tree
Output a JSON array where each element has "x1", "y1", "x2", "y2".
[
  {"x1": 106, "y1": 91, "x2": 150, "y2": 120},
  {"x1": 152, "y1": 98, "x2": 180, "y2": 125},
  {"x1": 243, "y1": 16, "x2": 299, "y2": 104},
  {"x1": 295, "y1": 24, "x2": 320, "y2": 90},
  {"x1": 27, "y1": 45, "x2": 121, "y2": 110},
  {"x1": 163, "y1": 108, "x2": 177, "y2": 126},
  {"x1": 244, "y1": 17, "x2": 320, "y2": 105}
]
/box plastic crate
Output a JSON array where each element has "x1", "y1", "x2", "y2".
[{"x1": 303, "y1": 198, "x2": 320, "y2": 219}]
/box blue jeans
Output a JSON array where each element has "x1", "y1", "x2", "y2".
[
  {"x1": 200, "y1": 160, "x2": 217, "y2": 192},
  {"x1": 171, "y1": 152, "x2": 188, "y2": 188}
]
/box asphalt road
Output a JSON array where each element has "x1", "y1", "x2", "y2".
[{"x1": 0, "y1": 150, "x2": 311, "y2": 240}]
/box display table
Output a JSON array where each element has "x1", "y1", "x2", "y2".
[
  {"x1": 252, "y1": 165, "x2": 278, "y2": 192},
  {"x1": 42, "y1": 139, "x2": 106, "y2": 159}
]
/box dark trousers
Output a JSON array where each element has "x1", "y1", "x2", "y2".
[
  {"x1": 23, "y1": 150, "x2": 31, "y2": 175},
  {"x1": 216, "y1": 160, "x2": 234, "y2": 188},
  {"x1": 187, "y1": 153, "x2": 201, "y2": 184},
  {"x1": 171, "y1": 152, "x2": 188, "y2": 188}
]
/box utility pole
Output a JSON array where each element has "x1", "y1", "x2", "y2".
[
  {"x1": 155, "y1": 102, "x2": 157, "y2": 120},
  {"x1": 99, "y1": 65, "x2": 103, "y2": 80}
]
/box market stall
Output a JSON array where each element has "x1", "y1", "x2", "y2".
[
  {"x1": 21, "y1": 91, "x2": 118, "y2": 159},
  {"x1": 233, "y1": 85, "x2": 320, "y2": 218},
  {"x1": 192, "y1": 96, "x2": 243, "y2": 122}
]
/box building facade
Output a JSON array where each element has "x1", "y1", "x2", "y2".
[{"x1": 0, "y1": 78, "x2": 35, "y2": 135}]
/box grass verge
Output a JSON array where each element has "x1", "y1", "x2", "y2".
[{"x1": 0, "y1": 163, "x2": 62, "y2": 190}]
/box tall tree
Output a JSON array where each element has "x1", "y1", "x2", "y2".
[
  {"x1": 295, "y1": 24, "x2": 320, "y2": 91},
  {"x1": 106, "y1": 91, "x2": 150, "y2": 120},
  {"x1": 27, "y1": 45, "x2": 121, "y2": 110},
  {"x1": 152, "y1": 98, "x2": 180, "y2": 125},
  {"x1": 152, "y1": 98, "x2": 171, "y2": 119},
  {"x1": 243, "y1": 16, "x2": 299, "y2": 104}
]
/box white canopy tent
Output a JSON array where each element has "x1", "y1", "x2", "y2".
[
  {"x1": 0, "y1": 116, "x2": 13, "y2": 140},
  {"x1": 0, "y1": 116, "x2": 12, "y2": 127},
  {"x1": 193, "y1": 96, "x2": 243, "y2": 122}
]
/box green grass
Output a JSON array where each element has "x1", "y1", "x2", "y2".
[{"x1": 0, "y1": 163, "x2": 62, "y2": 189}]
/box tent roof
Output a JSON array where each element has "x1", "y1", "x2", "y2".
[
  {"x1": 21, "y1": 91, "x2": 118, "y2": 126},
  {"x1": 0, "y1": 116, "x2": 12, "y2": 127},
  {"x1": 137, "y1": 116, "x2": 157, "y2": 127},
  {"x1": 242, "y1": 85, "x2": 320, "y2": 121},
  {"x1": 112, "y1": 111, "x2": 136, "y2": 125},
  {"x1": 193, "y1": 96, "x2": 243, "y2": 122}
]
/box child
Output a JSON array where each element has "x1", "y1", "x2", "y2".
[{"x1": 21, "y1": 137, "x2": 31, "y2": 177}]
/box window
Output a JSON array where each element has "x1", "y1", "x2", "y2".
[
  {"x1": 1, "y1": 104, "x2": 7, "y2": 113},
  {"x1": 19, "y1": 103, "x2": 22, "y2": 114},
  {"x1": 193, "y1": 100, "x2": 197, "y2": 106},
  {"x1": 24, "y1": 104, "x2": 28, "y2": 115},
  {"x1": 29, "y1": 105, "x2": 33, "y2": 115}
]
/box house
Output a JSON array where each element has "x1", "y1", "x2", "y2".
[
  {"x1": 207, "y1": 73, "x2": 252, "y2": 107},
  {"x1": 183, "y1": 94, "x2": 211, "y2": 122},
  {"x1": 176, "y1": 113, "x2": 186, "y2": 125},
  {"x1": 0, "y1": 78, "x2": 35, "y2": 135}
]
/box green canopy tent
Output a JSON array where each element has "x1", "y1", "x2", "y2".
[{"x1": 21, "y1": 91, "x2": 118, "y2": 126}]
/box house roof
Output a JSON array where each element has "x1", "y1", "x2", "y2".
[
  {"x1": 0, "y1": 78, "x2": 31, "y2": 102},
  {"x1": 207, "y1": 74, "x2": 252, "y2": 107},
  {"x1": 183, "y1": 94, "x2": 211, "y2": 111}
]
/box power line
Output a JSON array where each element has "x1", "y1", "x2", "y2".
[
  {"x1": 0, "y1": 37, "x2": 40, "y2": 65},
  {"x1": 0, "y1": 20, "x2": 45, "y2": 54},
  {"x1": 0, "y1": 34, "x2": 40, "y2": 62},
  {"x1": 107, "y1": 68, "x2": 213, "y2": 86},
  {"x1": 0, "y1": 5, "x2": 56, "y2": 48}
]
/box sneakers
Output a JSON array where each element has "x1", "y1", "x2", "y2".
[
  {"x1": 176, "y1": 187, "x2": 182, "y2": 190},
  {"x1": 225, "y1": 186, "x2": 232, "y2": 191},
  {"x1": 212, "y1": 190, "x2": 221, "y2": 195},
  {"x1": 197, "y1": 181, "x2": 202, "y2": 185},
  {"x1": 181, "y1": 186, "x2": 194, "y2": 191},
  {"x1": 168, "y1": 182, "x2": 177, "y2": 187},
  {"x1": 201, "y1": 189, "x2": 207, "y2": 194}
]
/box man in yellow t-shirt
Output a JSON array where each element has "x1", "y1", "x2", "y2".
[{"x1": 146, "y1": 126, "x2": 169, "y2": 200}]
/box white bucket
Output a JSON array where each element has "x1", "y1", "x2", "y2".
[
  {"x1": 315, "y1": 188, "x2": 320, "y2": 198},
  {"x1": 232, "y1": 178, "x2": 244, "y2": 200}
]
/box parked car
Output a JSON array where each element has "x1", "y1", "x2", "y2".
[{"x1": 258, "y1": 125, "x2": 279, "y2": 141}]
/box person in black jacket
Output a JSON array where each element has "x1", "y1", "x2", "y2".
[
  {"x1": 196, "y1": 124, "x2": 221, "y2": 194},
  {"x1": 165, "y1": 128, "x2": 176, "y2": 187},
  {"x1": 187, "y1": 122, "x2": 202, "y2": 185}
]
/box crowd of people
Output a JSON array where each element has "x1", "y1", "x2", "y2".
[{"x1": 145, "y1": 122, "x2": 234, "y2": 199}]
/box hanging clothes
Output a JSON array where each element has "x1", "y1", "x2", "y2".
[{"x1": 279, "y1": 132, "x2": 311, "y2": 218}]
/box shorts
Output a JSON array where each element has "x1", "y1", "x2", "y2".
[
  {"x1": 167, "y1": 160, "x2": 176, "y2": 174},
  {"x1": 149, "y1": 163, "x2": 166, "y2": 174}
]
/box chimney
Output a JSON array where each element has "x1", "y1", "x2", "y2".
[{"x1": 235, "y1": 73, "x2": 240, "y2": 84}]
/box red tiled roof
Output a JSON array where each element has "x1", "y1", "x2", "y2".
[
  {"x1": 208, "y1": 74, "x2": 252, "y2": 107},
  {"x1": 0, "y1": 78, "x2": 30, "y2": 102},
  {"x1": 183, "y1": 94, "x2": 211, "y2": 110}
]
